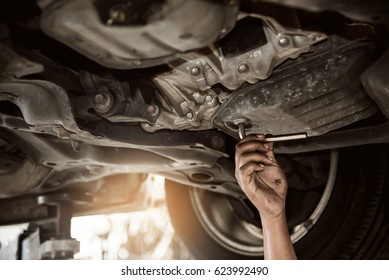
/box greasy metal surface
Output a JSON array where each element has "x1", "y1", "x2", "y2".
[
  {"x1": 149, "y1": 70, "x2": 220, "y2": 132},
  {"x1": 0, "y1": 80, "x2": 84, "y2": 138},
  {"x1": 275, "y1": 121, "x2": 389, "y2": 154},
  {"x1": 0, "y1": 129, "x2": 51, "y2": 197},
  {"x1": 0, "y1": 44, "x2": 43, "y2": 79},
  {"x1": 172, "y1": 14, "x2": 326, "y2": 90},
  {"x1": 0, "y1": 76, "x2": 238, "y2": 197},
  {"x1": 0, "y1": 196, "x2": 52, "y2": 225},
  {"x1": 213, "y1": 39, "x2": 380, "y2": 138},
  {"x1": 39, "y1": 0, "x2": 238, "y2": 69},
  {"x1": 148, "y1": 15, "x2": 325, "y2": 132},
  {"x1": 362, "y1": 50, "x2": 389, "y2": 119},
  {"x1": 78, "y1": 72, "x2": 161, "y2": 124}
]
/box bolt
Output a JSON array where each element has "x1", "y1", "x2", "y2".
[
  {"x1": 147, "y1": 104, "x2": 159, "y2": 117},
  {"x1": 190, "y1": 67, "x2": 200, "y2": 76},
  {"x1": 205, "y1": 95, "x2": 214, "y2": 103},
  {"x1": 278, "y1": 37, "x2": 289, "y2": 47},
  {"x1": 233, "y1": 118, "x2": 249, "y2": 125},
  {"x1": 94, "y1": 89, "x2": 114, "y2": 114},
  {"x1": 94, "y1": 93, "x2": 104, "y2": 104},
  {"x1": 108, "y1": 3, "x2": 129, "y2": 24},
  {"x1": 186, "y1": 112, "x2": 194, "y2": 120},
  {"x1": 237, "y1": 63, "x2": 248, "y2": 73}
]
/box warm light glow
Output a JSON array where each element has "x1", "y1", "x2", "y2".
[{"x1": 71, "y1": 175, "x2": 189, "y2": 260}]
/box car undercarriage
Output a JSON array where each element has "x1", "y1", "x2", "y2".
[{"x1": 0, "y1": 0, "x2": 388, "y2": 259}]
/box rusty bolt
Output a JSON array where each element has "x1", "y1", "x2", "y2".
[
  {"x1": 237, "y1": 63, "x2": 248, "y2": 73},
  {"x1": 205, "y1": 95, "x2": 214, "y2": 103},
  {"x1": 94, "y1": 89, "x2": 114, "y2": 114},
  {"x1": 147, "y1": 105, "x2": 159, "y2": 117},
  {"x1": 186, "y1": 112, "x2": 194, "y2": 120}
]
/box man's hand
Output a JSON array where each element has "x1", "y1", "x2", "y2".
[
  {"x1": 235, "y1": 134, "x2": 288, "y2": 220},
  {"x1": 235, "y1": 134, "x2": 297, "y2": 260}
]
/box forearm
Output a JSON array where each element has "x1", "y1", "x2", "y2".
[{"x1": 261, "y1": 213, "x2": 297, "y2": 260}]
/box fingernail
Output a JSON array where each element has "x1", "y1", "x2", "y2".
[
  {"x1": 267, "y1": 156, "x2": 273, "y2": 161},
  {"x1": 259, "y1": 164, "x2": 264, "y2": 168},
  {"x1": 264, "y1": 144, "x2": 269, "y2": 150},
  {"x1": 256, "y1": 134, "x2": 264, "y2": 139}
]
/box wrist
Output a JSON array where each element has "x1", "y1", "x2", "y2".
[
  {"x1": 258, "y1": 203, "x2": 286, "y2": 222},
  {"x1": 259, "y1": 210, "x2": 287, "y2": 230}
]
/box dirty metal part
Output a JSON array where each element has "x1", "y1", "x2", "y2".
[
  {"x1": 275, "y1": 121, "x2": 389, "y2": 154},
  {"x1": 148, "y1": 70, "x2": 220, "y2": 132},
  {"x1": 93, "y1": 87, "x2": 114, "y2": 114},
  {"x1": 362, "y1": 50, "x2": 389, "y2": 119},
  {"x1": 38, "y1": 0, "x2": 238, "y2": 69},
  {"x1": 213, "y1": 39, "x2": 380, "y2": 139},
  {"x1": 0, "y1": 129, "x2": 51, "y2": 197},
  {"x1": 0, "y1": 76, "x2": 230, "y2": 192},
  {"x1": 190, "y1": 67, "x2": 201, "y2": 76},
  {"x1": 0, "y1": 75, "x2": 158, "y2": 140},
  {"x1": 0, "y1": 158, "x2": 50, "y2": 197},
  {"x1": 0, "y1": 43, "x2": 43, "y2": 79},
  {"x1": 0, "y1": 136, "x2": 26, "y2": 173},
  {"x1": 2, "y1": 123, "x2": 234, "y2": 196},
  {"x1": 77, "y1": 72, "x2": 161, "y2": 124},
  {"x1": 0, "y1": 79, "x2": 83, "y2": 138},
  {"x1": 0, "y1": 196, "x2": 52, "y2": 226},
  {"x1": 147, "y1": 104, "x2": 159, "y2": 117},
  {"x1": 173, "y1": 14, "x2": 326, "y2": 90}
]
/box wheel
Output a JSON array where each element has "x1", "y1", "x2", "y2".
[{"x1": 165, "y1": 145, "x2": 389, "y2": 259}]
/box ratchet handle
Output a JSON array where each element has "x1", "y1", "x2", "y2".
[{"x1": 238, "y1": 123, "x2": 307, "y2": 142}]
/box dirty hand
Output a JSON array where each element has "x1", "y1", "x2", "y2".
[{"x1": 235, "y1": 134, "x2": 288, "y2": 220}]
